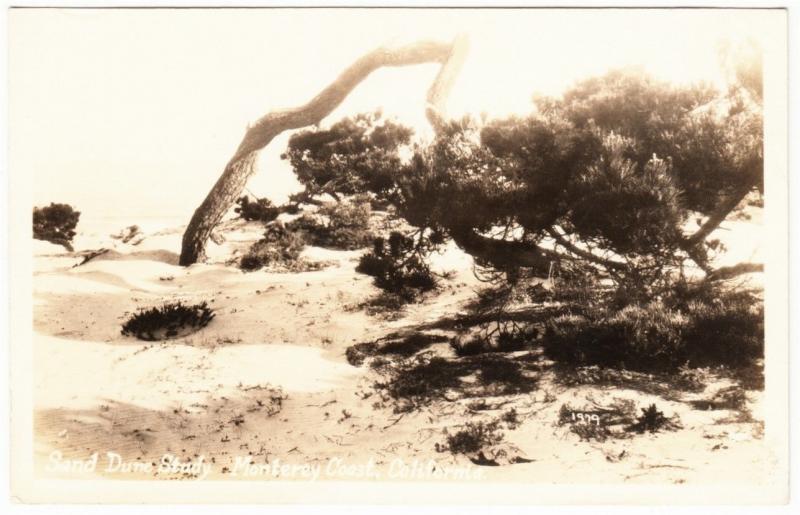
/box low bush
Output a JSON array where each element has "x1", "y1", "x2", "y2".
[
  {"x1": 544, "y1": 303, "x2": 686, "y2": 371},
  {"x1": 543, "y1": 283, "x2": 763, "y2": 372},
  {"x1": 627, "y1": 403, "x2": 680, "y2": 434},
  {"x1": 240, "y1": 224, "x2": 306, "y2": 271},
  {"x1": 33, "y1": 203, "x2": 81, "y2": 251},
  {"x1": 679, "y1": 289, "x2": 763, "y2": 368},
  {"x1": 121, "y1": 301, "x2": 215, "y2": 341},
  {"x1": 234, "y1": 196, "x2": 279, "y2": 223},
  {"x1": 356, "y1": 231, "x2": 436, "y2": 301},
  {"x1": 444, "y1": 420, "x2": 504, "y2": 455},
  {"x1": 286, "y1": 200, "x2": 374, "y2": 250}
]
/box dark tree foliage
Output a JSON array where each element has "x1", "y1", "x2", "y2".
[
  {"x1": 285, "y1": 57, "x2": 764, "y2": 370},
  {"x1": 234, "y1": 196, "x2": 280, "y2": 223},
  {"x1": 389, "y1": 66, "x2": 763, "y2": 292},
  {"x1": 282, "y1": 110, "x2": 414, "y2": 201},
  {"x1": 33, "y1": 203, "x2": 81, "y2": 251}
]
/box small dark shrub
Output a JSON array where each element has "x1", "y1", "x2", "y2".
[
  {"x1": 627, "y1": 403, "x2": 678, "y2": 433},
  {"x1": 33, "y1": 203, "x2": 81, "y2": 251},
  {"x1": 121, "y1": 301, "x2": 215, "y2": 341},
  {"x1": 356, "y1": 231, "x2": 436, "y2": 301},
  {"x1": 234, "y1": 196, "x2": 279, "y2": 223},
  {"x1": 501, "y1": 408, "x2": 520, "y2": 428},
  {"x1": 286, "y1": 200, "x2": 373, "y2": 250},
  {"x1": 444, "y1": 421, "x2": 504, "y2": 454},
  {"x1": 240, "y1": 224, "x2": 306, "y2": 271}
]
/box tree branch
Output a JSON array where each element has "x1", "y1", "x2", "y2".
[
  {"x1": 685, "y1": 182, "x2": 756, "y2": 248},
  {"x1": 450, "y1": 229, "x2": 563, "y2": 274},
  {"x1": 180, "y1": 36, "x2": 468, "y2": 266},
  {"x1": 679, "y1": 180, "x2": 757, "y2": 272},
  {"x1": 706, "y1": 262, "x2": 764, "y2": 281},
  {"x1": 546, "y1": 227, "x2": 628, "y2": 271}
]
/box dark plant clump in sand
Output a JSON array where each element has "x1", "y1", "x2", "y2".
[
  {"x1": 356, "y1": 231, "x2": 437, "y2": 302},
  {"x1": 443, "y1": 420, "x2": 504, "y2": 455},
  {"x1": 234, "y1": 196, "x2": 280, "y2": 223},
  {"x1": 626, "y1": 403, "x2": 681, "y2": 434},
  {"x1": 121, "y1": 301, "x2": 215, "y2": 341},
  {"x1": 33, "y1": 202, "x2": 81, "y2": 251}
]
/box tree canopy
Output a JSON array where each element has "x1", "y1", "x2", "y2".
[{"x1": 283, "y1": 66, "x2": 763, "y2": 294}]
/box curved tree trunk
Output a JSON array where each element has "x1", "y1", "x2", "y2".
[{"x1": 180, "y1": 35, "x2": 469, "y2": 266}]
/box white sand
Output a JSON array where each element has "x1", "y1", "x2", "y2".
[{"x1": 31, "y1": 215, "x2": 770, "y2": 484}]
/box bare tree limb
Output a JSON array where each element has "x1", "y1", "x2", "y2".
[
  {"x1": 180, "y1": 36, "x2": 469, "y2": 266},
  {"x1": 706, "y1": 262, "x2": 764, "y2": 281},
  {"x1": 450, "y1": 229, "x2": 562, "y2": 274},
  {"x1": 684, "y1": 182, "x2": 756, "y2": 249},
  {"x1": 546, "y1": 227, "x2": 628, "y2": 271},
  {"x1": 680, "y1": 175, "x2": 758, "y2": 272}
]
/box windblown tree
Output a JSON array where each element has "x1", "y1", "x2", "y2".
[
  {"x1": 179, "y1": 36, "x2": 469, "y2": 266},
  {"x1": 288, "y1": 65, "x2": 763, "y2": 293},
  {"x1": 278, "y1": 56, "x2": 765, "y2": 371}
]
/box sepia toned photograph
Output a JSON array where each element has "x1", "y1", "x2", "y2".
[{"x1": 7, "y1": 5, "x2": 789, "y2": 504}]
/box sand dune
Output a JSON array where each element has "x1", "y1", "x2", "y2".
[{"x1": 31, "y1": 216, "x2": 771, "y2": 485}]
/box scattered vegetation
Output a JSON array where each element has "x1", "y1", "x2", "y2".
[
  {"x1": 33, "y1": 202, "x2": 81, "y2": 251},
  {"x1": 121, "y1": 301, "x2": 215, "y2": 341}
]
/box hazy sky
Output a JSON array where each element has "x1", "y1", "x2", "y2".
[{"x1": 9, "y1": 8, "x2": 778, "y2": 220}]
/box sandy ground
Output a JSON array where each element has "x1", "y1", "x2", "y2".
[{"x1": 31, "y1": 214, "x2": 774, "y2": 485}]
